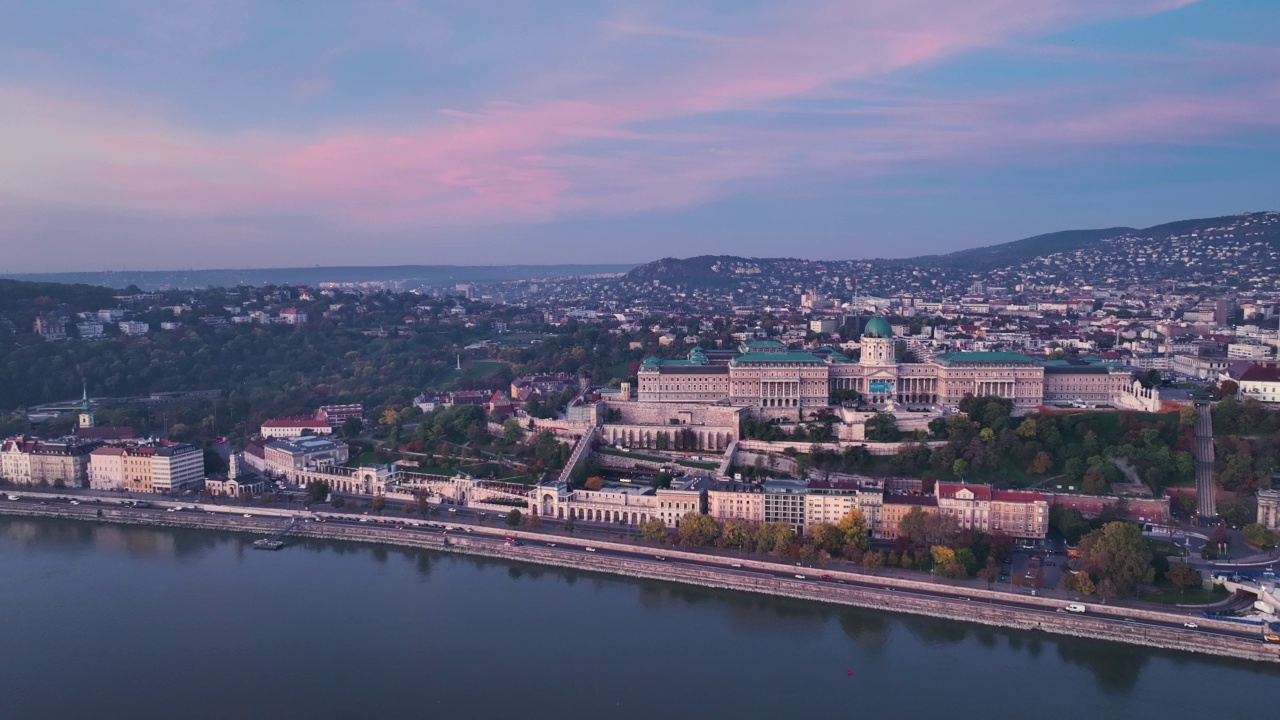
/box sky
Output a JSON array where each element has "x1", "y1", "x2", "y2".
[{"x1": 0, "y1": 0, "x2": 1277, "y2": 272}]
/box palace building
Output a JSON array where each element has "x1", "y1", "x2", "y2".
[{"x1": 636, "y1": 316, "x2": 1130, "y2": 416}]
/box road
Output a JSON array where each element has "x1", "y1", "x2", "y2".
[{"x1": 2, "y1": 490, "x2": 1274, "y2": 647}]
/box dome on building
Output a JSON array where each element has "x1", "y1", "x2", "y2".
[{"x1": 861, "y1": 316, "x2": 893, "y2": 339}]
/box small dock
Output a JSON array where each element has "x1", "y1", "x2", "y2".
[{"x1": 253, "y1": 518, "x2": 298, "y2": 550}]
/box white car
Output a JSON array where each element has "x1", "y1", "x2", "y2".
[
  {"x1": 585, "y1": 547, "x2": 597, "y2": 552},
  {"x1": 1183, "y1": 622, "x2": 1198, "y2": 629},
  {"x1": 243, "y1": 513, "x2": 252, "y2": 518},
  {"x1": 167, "y1": 507, "x2": 178, "y2": 512},
  {"x1": 795, "y1": 574, "x2": 808, "y2": 580},
  {"x1": 69, "y1": 500, "x2": 80, "y2": 505}
]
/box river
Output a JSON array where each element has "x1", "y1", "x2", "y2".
[{"x1": 1, "y1": 516, "x2": 1275, "y2": 720}]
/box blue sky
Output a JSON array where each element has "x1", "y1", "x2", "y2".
[{"x1": 0, "y1": 0, "x2": 1276, "y2": 271}]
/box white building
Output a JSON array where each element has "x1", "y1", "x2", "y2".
[
  {"x1": 260, "y1": 417, "x2": 333, "y2": 439},
  {"x1": 118, "y1": 321, "x2": 150, "y2": 336}
]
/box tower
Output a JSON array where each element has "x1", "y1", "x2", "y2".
[
  {"x1": 859, "y1": 316, "x2": 896, "y2": 366},
  {"x1": 78, "y1": 384, "x2": 95, "y2": 429}
]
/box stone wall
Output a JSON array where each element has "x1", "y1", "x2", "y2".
[{"x1": 4, "y1": 501, "x2": 1273, "y2": 664}]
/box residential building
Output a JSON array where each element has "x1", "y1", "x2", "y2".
[
  {"x1": 0, "y1": 436, "x2": 99, "y2": 487},
  {"x1": 1236, "y1": 365, "x2": 1280, "y2": 404},
  {"x1": 260, "y1": 416, "x2": 334, "y2": 439},
  {"x1": 936, "y1": 482, "x2": 1049, "y2": 539},
  {"x1": 76, "y1": 322, "x2": 105, "y2": 339},
  {"x1": 805, "y1": 479, "x2": 883, "y2": 537},
  {"x1": 879, "y1": 494, "x2": 937, "y2": 540},
  {"x1": 762, "y1": 478, "x2": 808, "y2": 532},
  {"x1": 707, "y1": 480, "x2": 764, "y2": 524},
  {"x1": 317, "y1": 405, "x2": 363, "y2": 427},
  {"x1": 33, "y1": 315, "x2": 66, "y2": 341},
  {"x1": 118, "y1": 321, "x2": 150, "y2": 336}
]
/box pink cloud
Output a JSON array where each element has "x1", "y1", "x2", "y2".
[{"x1": 5, "y1": 0, "x2": 1262, "y2": 232}]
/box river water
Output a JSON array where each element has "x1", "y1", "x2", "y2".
[{"x1": 1, "y1": 517, "x2": 1275, "y2": 720}]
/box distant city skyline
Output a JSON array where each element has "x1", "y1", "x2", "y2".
[{"x1": 1, "y1": 0, "x2": 1277, "y2": 272}]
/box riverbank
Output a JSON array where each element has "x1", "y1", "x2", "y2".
[{"x1": 2, "y1": 500, "x2": 1277, "y2": 664}]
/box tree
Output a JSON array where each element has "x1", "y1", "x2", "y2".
[
  {"x1": 930, "y1": 545, "x2": 957, "y2": 569},
  {"x1": 1166, "y1": 563, "x2": 1202, "y2": 595},
  {"x1": 341, "y1": 417, "x2": 364, "y2": 438},
  {"x1": 505, "y1": 509, "x2": 522, "y2": 527},
  {"x1": 1243, "y1": 523, "x2": 1280, "y2": 549},
  {"x1": 862, "y1": 550, "x2": 885, "y2": 569},
  {"x1": 836, "y1": 508, "x2": 870, "y2": 551},
  {"x1": 1027, "y1": 451, "x2": 1052, "y2": 475},
  {"x1": 899, "y1": 507, "x2": 959, "y2": 547},
  {"x1": 370, "y1": 495, "x2": 386, "y2": 514},
  {"x1": 951, "y1": 458, "x2": 969, "y2": 479},
  {"x1": 864, "y1": 413, "x2": 900, "y2": 442},
  {"x1": 640, "y1": 518, "x2": 668, "y2": 543},
  {"x1": 305, "y1": 480, "x2": 330, "y2": 503},
  {"x1": 379, "y1": 408, "x2": 400, "y2": 426},
  {"x1": 1217, "y1": 495, "x2": 1252, "y2": 528},
  {"x1": 807, "y1": 523, "x2": 844, "y2": 555},
  {"x1": 1079, "y1": 521, "x2": 1154, "y2": 598},
  {"x1": 583, "y1": 476, "x2": 605, "y2": 491},
  {"x1": 756, "y1": 522, "x2": 794, "y2": 555},
  {"x1": 501, "y1": 418, "x2": 524, "y2": 444},
  {"x1": 720, "y1": 518, "x2": 755, "y2": 549},
  {"x1": 676, "y1": 512, "x2": 719, "y2": 546}
]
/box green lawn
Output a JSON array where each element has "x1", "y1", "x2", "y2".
[
  {"x1": 1141, "y1": 583, "x2": 1228, "y2": 605},
  {"x1": 1146, "y1": 538, "x2": 1189, "y2": 557}
]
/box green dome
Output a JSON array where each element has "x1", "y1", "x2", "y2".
[{"x1": 862, "y1": 316, "x2": 892, "y2": 339}]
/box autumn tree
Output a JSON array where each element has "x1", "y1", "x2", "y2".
[
  {"x1": 1166, "y1": 563, "x2": 1203, "y2": 595},
  {"x1": 676, "y1": 512, "x2": 719, "y2": 546},
  {"x1": 836, "y1": 508, "x2": 870, "y2": 551},
  {"x1": 583, "y1": 476, "x2": 605, "y2": 491},
  {"x1": 720, "y1": 518, "x2": 755, "y2": 549},
  {"x1": 862, "y1": 550, "x2": 885, "y2": 570},
  {"x1": 505, "y1": 509, "x2": 522, "y2": 527},
  {"x1": 1243, "y1": 523, "x2": 1280, "y2": 549},
  {"x1": 1079, "y1": 521, "x2": 1154, "y2": 598},
  {"x1": 640, "y1": 518, "x2": 668, "y2": 544},
  {"x1": 899, "y1": 507, "x2": 959, "y2": 547},
  {"x1": 807, "y1": 523, "x2": 845, "y2": 555}
]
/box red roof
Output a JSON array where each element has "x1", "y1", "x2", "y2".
[
  {"x1": 992, "y1": 489, "x2": 1046, "y2": 503},
  {"x1": 1240, "y1": 365, "x2": 1280, "y2": 383},
  {"x1": 936, "y1": 482, "x2": 991, "y2": 501}
]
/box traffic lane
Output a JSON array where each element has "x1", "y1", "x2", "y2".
[{"x1": 9, "y1": 499, "x2": 1264, "y2": 643}]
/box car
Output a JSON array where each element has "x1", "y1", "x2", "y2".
[
  {"x1": 167, "y1": 507, "x2": 178, "y2": 512},
  {"x1": 69, "y1": 500, "x2": 80, "y2": 505},
  {"x1": 547, "y1": 542, "x2": 557, "y2": 547},
  {"x1": 585, "y1": 547, "x2": 597, "y2": 552},
  {"x1": 463, "y1": 527, "x2": 473, "y2": 533},
  {"x1": 794, "y1": 574, "x2": 808, "y2": 580},
  {"x1": 821, "y1": 574, "x2": 833, "y2": 580},
  {"x1": 836, "y1": 579, "x2": 847, "y2": 585},
  {"x1": 243, "y1": 513, "x2": 252, "y2": 518},
  {"x1": 1183, "y1": 622, "x2": 1198, "y2": 629},
  {"x1": 730, "y1": 563, "x2": 742, "y2": 568},
  {"x1": 1123, "y1": 618, "x2": 1136, "y2": 623},
  {"x1": 498, "y1": 514, "x2": 507, "y2": 520},
  {"x1": 654, "y1": 555, "x2": 667, "y2": 561},
  {"x1": 883, "y1": 586, "x2": 893, "y2": 591},
  {"x1": 39, "y1": 501, "x2": 49, "y2": 506}
]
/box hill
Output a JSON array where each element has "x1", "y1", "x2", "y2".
[
  {"x1": 623, "y1": 211, "x2": 1280, "y2": 286},
  {"x1": 1, "y1": 264, "x2": 638, "y2": 291}
]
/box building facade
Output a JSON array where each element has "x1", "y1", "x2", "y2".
[
  {"x1": 636, "y1": 317, "x2": 1127, "y2": 416},
  {"x1": 1259, "y1": 488, "x2": 1280, "y2": 531},
  {"x1": 260, "y1": 417, "x2": 334, "y2": 439},
  {"x1": 0, "y1": 436, "x2": 99, "y2": 487}
]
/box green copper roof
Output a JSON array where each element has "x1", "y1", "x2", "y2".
[
  {"x1": 936, "y1": 351, "x2": 1039, "y2": 366},
  {"x1": 732, "y1": 351, "x2": 824, "y2": 365},
  {"x1": 862, "y1": 316, "x2": 892, "y2": 339}
]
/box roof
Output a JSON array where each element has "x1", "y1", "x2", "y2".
[
  {"x1": 1240, "y1": 365, "x2": 1280, "y2": 383},
  {"x1": 937, "y1": 482, "x2": 992, "y2": 501},
  {"x1": 992, "y1": 489, "x2": 1047, "y2": 503},
  {"x1": 1043, "y1": 364, "x2": 1112, "y2": 375},
  {"x1": 885, "y1": 494, "x2": 937, "y2": 507},
  {"x1": 936, "y1": 351, "x2": 1039, "y2": 366},
  {"x1": 731, "y1": 351, "x2": 824, "y2": 366},
  {"x1": 76, "y1": 427, "x2": 140, "y2": 440},
  {"x1": 862, "y1": 316, "x2": 893, "y2": 339}
]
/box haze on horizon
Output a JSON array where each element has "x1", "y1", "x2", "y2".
[{"x1": 1, "y1": 0, "x2": 1277, "y2": 273}]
